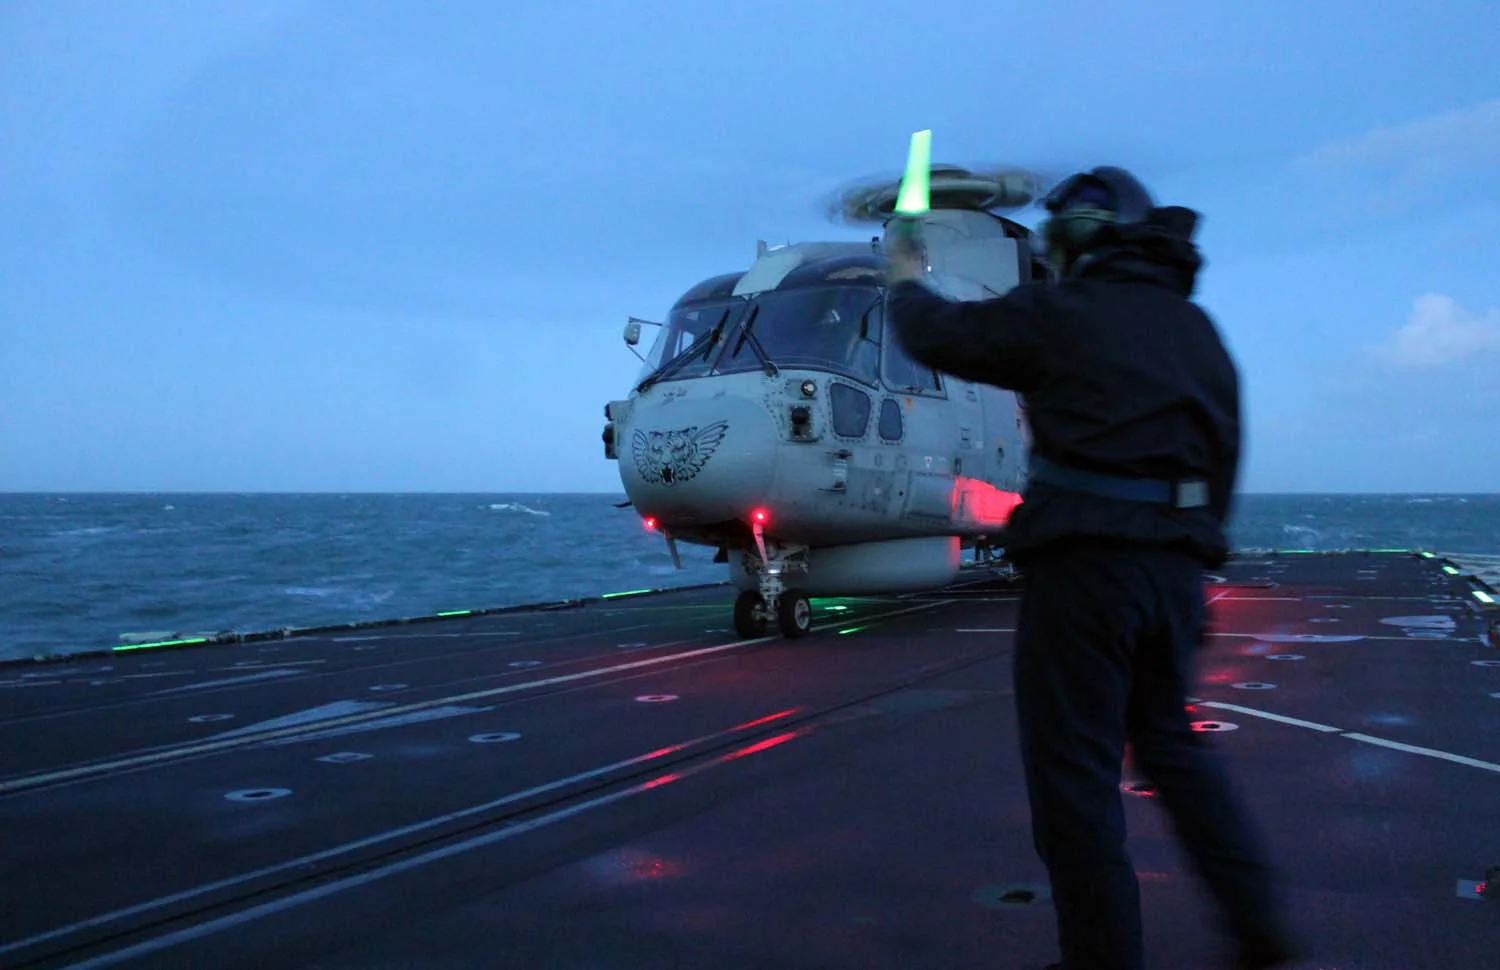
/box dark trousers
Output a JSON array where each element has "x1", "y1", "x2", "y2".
[{"x1": 1014, "y1": 540, "x2": 1282, "y2": 970}]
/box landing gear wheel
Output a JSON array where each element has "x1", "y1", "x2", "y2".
[
  {"x1": 734, "y1": 591, "x2": 767, "y2": 639},
  {"x1": 777, "y1": 589, "x2": 813, "y2": 639}
]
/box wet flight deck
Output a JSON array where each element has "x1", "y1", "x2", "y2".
[{"x1": 1, "y1": 552, "x2": 1497, "y2": 969}]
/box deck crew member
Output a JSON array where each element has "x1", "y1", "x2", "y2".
[{"x1": 884, "y1": 166, "x2": 1299, "y2": 970}]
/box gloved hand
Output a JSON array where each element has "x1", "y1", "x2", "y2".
[{"x1": 884, "y1": 216, "x2": 927, "y2": 285}]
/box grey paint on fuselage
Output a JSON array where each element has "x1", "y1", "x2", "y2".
[{"x1": 605, "y1": 204, "x2": 1036, "y2": 605}]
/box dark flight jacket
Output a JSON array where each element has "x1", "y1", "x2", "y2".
[{"x1": 887, "y1": 220, "x2": 1241, "y2": 567}]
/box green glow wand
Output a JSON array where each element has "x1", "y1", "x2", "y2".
[
  {"x1": 888, "y1": 128, "x2": 931, "y2": 264},
  {"x1": 894, "y1": 128, "x2": 932, "y2": 216}
]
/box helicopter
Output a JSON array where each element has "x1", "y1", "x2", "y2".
[{"x1": 602, "y1": 162, "x2": 1051, "y2": 639}]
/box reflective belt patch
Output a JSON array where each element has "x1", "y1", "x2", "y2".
[{"x1": 1175, "y1": 481, "x2": 1210, "y2": 509}]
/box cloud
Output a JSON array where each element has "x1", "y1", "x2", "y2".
[
  {"x1": 1369, "y1": 293, "x2": 1500, "y2": 368},
  {"x1": 1255, "y1": 293, "x2": 1500, "y2": 491},
  {"x1": 1299, "y1": 99, "x2": 1500, "y2": 174}
]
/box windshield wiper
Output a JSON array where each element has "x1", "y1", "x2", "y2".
[
  {"x1": 730, "y1": 306, "x2": 779, "y2": 377},
  {"x1": 636, "y1": 308, "x2": 730, "y2": 393}
]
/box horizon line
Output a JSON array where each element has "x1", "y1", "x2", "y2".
[{"x1": 2, "y1": 490, "x2": 1497, "y2": 498}]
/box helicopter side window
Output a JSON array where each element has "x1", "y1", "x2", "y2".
[
  {"x1": 881, "y1": 319, "x2": 944, "y2": 396},
  {"x1": 878, "y1": 398, "x2": 903, "y2": 441}
]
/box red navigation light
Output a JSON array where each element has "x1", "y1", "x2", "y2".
[
  {"x1": 751, "y1": 508, "x2": 770, "y2": 526},
  {"x1": 643, "y1": 516, "x2": 658, "y2": 531}
]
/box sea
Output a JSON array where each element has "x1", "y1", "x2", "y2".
[{"x1": 3, "y1": 492, "x2": 1498, "y2": 664}]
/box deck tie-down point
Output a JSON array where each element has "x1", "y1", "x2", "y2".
[{"x1": 971, "y1": 883, "x2": 1051, "y2": 908}]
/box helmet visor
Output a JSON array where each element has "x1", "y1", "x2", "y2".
[{"x1": 1042, "y1": 174, "x2": 1115, "y2": 214}]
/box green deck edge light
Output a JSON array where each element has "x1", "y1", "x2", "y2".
[
  {"x1": 838, "y1": 626, "x2": 867, "y2": 636},
  {"x1": 1473, "y1": 590, "x2": 1496, "y2": 605},
  {"x1": 1443, "y1": 566, "x2": 1462, "y2": 576},
  {"x1": 114, "y1": 637, "x2": 209, "y2": 653},
  {"x1": 601, "y1": 589, "x2": 654, "y2": 600},
  {"x1": 436, "y1": 610, "x2": 472, "y2": 617},
  {"x1": 894, "y1": 129, "x2": 932, "y2": 215}
]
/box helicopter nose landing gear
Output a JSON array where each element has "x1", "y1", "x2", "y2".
[
  {"x1": 732, "y1": 587, "x2": 813, "y2": 639},
  {"x1": 777, "y1": 590, "x2": 813, "y2": 637},
  {"x1": 733, "y1": 519, "x2": 812, "y2": 639},
  {"x1": 733, "y1": 590, "x2": 768, "y2": 638}
]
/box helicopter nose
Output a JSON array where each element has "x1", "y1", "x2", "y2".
[{"x1": 619, "y1": 396, "x2": 777, "y2": 524}]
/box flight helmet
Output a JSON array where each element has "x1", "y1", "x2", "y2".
[{"x1": 1040, "y1": 166, "x2": 1155, "y2": 271}]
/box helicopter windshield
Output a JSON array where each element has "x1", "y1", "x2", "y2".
[
  {"x1": 716, "y1": 285, "x2": 881, "y2": 383},
  {"x1": 634, "y1": 301, "x2": 737, "y2": 385}
]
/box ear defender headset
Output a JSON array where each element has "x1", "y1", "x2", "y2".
[{"x1": 1040, "y1": 166, "x2": 1156, "y2": 274}]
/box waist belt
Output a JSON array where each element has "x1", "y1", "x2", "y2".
[{"x1": 1029, "y1": 456, "x2": 1210, "y2": 509}]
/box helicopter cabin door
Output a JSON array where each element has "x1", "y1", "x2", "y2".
[{"x1": 880, "y1": 327, "x2": 963, "y2": 527}]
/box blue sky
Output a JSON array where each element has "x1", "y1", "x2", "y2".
[{"x1": 2, "y1": 0, "x2": 1497, "y2": 493}]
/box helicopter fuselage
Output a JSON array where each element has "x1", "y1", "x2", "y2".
[{"x1": 604, "y1": 207, "x2": 1040, "y2": 634}]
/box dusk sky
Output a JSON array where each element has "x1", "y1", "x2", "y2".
[{"x1": 3, "y1": 1, "x2": 1497, "y2": 494}]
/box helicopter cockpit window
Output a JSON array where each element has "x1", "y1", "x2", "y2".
[
  {"x1": 882, "y1": 320, "x2": 944, "y2": 395},
  {"x1": 634, "y1": 302, "x2": 736, "y2": 385},
  {"x1": 716, "y1": 285, "x2": 881, "y2": 383}
]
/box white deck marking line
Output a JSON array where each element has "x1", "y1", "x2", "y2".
[
  {"x1": 209, "y1": 660, "x2": 326, "y2": 671},
  {"x1": 1340, "y1": 734, "x2": 1500, "y2": 774},
  {"x1": 1195, "y1": 701, "x2": 1342, "y2": 733},
  {"x1": 265, "y1": 705, "x2": 494, "y2": 745},
  {"x1": 152, "y1": 670, "x2": 301, "y2": 694},
  {"x1": 1195, "y1": 702, "x2": 1500, "y2": 772},
  {"x1": 328, "y1": 615, "x2": 705, "y2": 648},
  {"x1": 109, "y1": 672, "x2": 196, "y2": 681},
  {"x1": 0, "y1": 712, "x2": 801, "y2": 959},
  {"x1": 329, "y1": 632, "x2": 526, "y2": 641},
  {"x1": 207, "y1": 701, "x2": 395, "y2": 739},
  {"x1": 591, "y1": 604, "x2": 727, "y2": 610},
  {"x1": 1306, "y1": 595, "x2": 1466, "y2": 602},
  {"x1": 1206, "y1": 633, "x2": 1455, "y2": 643},
  {"x1": 51, "y1": 727, "x2": 810, "y2": 970},
  {"x1": 0, "y1": 602, "x2": 946, "y2": 795}
]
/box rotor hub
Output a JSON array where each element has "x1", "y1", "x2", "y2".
[{"x1": 827, "y1": 164, "x2": 1043, "y2": 225}]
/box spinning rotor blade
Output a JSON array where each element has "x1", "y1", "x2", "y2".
[{"x1": 824, "y1": 161, "x2": 1054, "y2": 226}]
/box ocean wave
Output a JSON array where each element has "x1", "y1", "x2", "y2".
[
  {"x1": 487, "y1": 502, "x2": 551, "y2": 517},
  {"x1": 7, "y1": 493, "x2": 1497, "y2": 663},
  {"x1": 284, "y1": 586, "x2": 339, "y2": 598}
]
